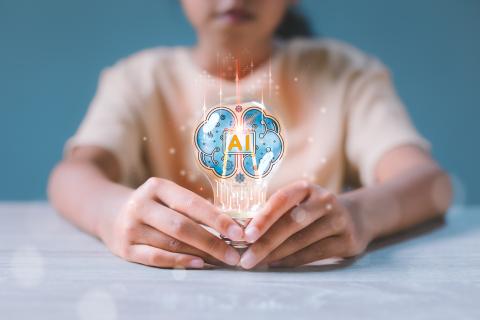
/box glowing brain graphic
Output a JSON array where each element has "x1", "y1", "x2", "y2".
[{"x1": 194, "y1": 102, "x2": 284, "y2": 180}]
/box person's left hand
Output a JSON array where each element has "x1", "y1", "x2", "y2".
[{"x1": 239, "y1": 180, "x2": 372, "y2": 269}]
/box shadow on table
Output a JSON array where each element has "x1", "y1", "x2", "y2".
[{"x1": 367, "y1": 215, "x2": 446, "y2": 252}]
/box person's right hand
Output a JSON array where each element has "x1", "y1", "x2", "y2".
[{"x1": 98, "y1": 177, "x2": 244, "y2": 268}]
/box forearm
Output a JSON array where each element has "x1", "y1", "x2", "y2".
[
  {"x1": 47, "y1": 160, "x2": 132, "y2": 239},
  {"x1": 341, "y1": 163, "x2": 452, "y2": 241}
]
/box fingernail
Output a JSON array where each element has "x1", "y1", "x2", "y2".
[
  {"x1": 240, "y1": 250, "x2": 257, "y2": 269},
  {"x1": 189, "y1": 258, "x2": 204, "y2": 268},
  {"x1": 227, "y1": 224, "x2": 243, "y2": 241},
  {"x1": 225, "y1": 248, "x2": 240, "y2": 266},
  {"x1": 244, "y1": 226, "x2": 260, "y2": 243}
]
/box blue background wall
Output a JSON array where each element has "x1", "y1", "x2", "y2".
[{"x1": 1, "y1": 0, "x2": 478, "y2": 204}]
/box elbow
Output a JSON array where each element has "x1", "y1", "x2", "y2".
[
  {"x1": 47, "y1": 161, "x2": 68, "y2": 210},
  {"x1": 430, "y1": 167, "x2": 454, "y2": 216},
  {"x1": 47, "y1": 162, "x2": 60, "y2": 206}
]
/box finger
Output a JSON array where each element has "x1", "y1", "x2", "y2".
[
  {"x1": 244, "y1": 180, "x2": 312, "y2": 243},
  {"x1": 262, "y1": 213, "x2": 344, "y2": 264},
  {"x1": 240, "y1": 192, "x2": 333, "y2": 269},
  {"x1": 128, "y1": 244, "x2": 205, "y2": 269},
  {"x1": 141, "y1": 200, "x2": 240, "y2": 266},
  {"x1": 268, "y1": 236, "x2": 343, "y2": 268},
  {"x1": 141, "y1": 178, "x2": 244, "y2": 241},
  {"x1": 135, "y1": 224, "x2": 227, "y2": 267}
]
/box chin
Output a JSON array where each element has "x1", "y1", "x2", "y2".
[{"x1": 215, "y1": 25, "x2": 258, "y2": 41}]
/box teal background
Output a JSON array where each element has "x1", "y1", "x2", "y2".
[{"x1": 0, "y1": 0, "x2": 478, "y2": 203}]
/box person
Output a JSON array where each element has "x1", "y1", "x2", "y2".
[{"x1": 48, "y1": 0, "x2": 452, "y2": 270}]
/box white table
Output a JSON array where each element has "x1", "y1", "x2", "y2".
[{"x1": 0, "y1": 202, "x2": 479, "y2": 320}]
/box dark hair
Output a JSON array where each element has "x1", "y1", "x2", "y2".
[{"x1": 275, "y1": 7, "x2": 313, "y2": 40}]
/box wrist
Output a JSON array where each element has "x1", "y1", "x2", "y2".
[
  {"x1": 94, "y1": 182, "x2": 133, "y2": 242},
  {"x1": 339, "y1": 189, "x2": 376, "y2": 244}
]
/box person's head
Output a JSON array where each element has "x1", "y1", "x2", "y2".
[{"x1": 180, "y1": 0, "x2": 307, "y2": 50}]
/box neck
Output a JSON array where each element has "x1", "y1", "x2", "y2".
[{"x1": 192, "y1": 34, "x2": 275, "y2": 81}]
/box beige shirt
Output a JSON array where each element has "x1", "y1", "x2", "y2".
[{"x1": 65, "y1": 38, "x2": 430, "y2": 200}]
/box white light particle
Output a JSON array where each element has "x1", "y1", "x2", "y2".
[
  {"x1": 307, "y1": 136, "x2": 314, "y2": 143},
  {"x1": 126, "y1": 199, "x2": 139, "y2": 211},
  {"x1": 10, "y1": 246, "x2": 45, "y2": 288},
  {"x1": 179, "y1": 169, "x2": 186, "y2": 176},
  {"x1": 294, "y1": 77, "x2": 298, "y2": 82},
  {"x1": 291, "y1": 207, "x2": 307, "y2": 224},
  {"x1": 169, "y1": 148, "x2": 176, "y2": 155},
  {"x1": 172, "y1": 266, "x2": 187, "y2": 281},
  {"x1": 142, "y1": 136, "x2": 147, "y2": 141},
  {"x1": 321, "y1": 107, "x2": 327, "y2": 114},
  {"x1": 77, "y1": 289, "x2": 117, "y2": 320},
  {"x1": 326, "y1": 203, "x2": 333, "y2": 211},
  {"x1": 187, "y1": 173, "x2": 198, "y2": 182}
]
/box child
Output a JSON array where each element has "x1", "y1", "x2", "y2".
[{"x1": 48, "y1": 0, "x2": 452, "y2": 269}]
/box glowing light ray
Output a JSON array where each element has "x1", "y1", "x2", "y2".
[
  {"x1": 252, "y1": 152, "x2": 258, "y2": 176},
  {"x1": 268, "y1": 60, "x2": 272, "y2": 99},
  {"x1": 202, "y1": 91, "x2": 207, "y2": 141},
  {"x1": 219, "y1": 80, "x2": 223, "y2": 104},
  {"x1": 235, "y1": 59, "x2": 240, "y2": 104},
  {"x1": 217, "y1": 51, "x2": 223, "y2": 104},
  {"x1": 222, "y1": 148, "x2": 228, "y2": 178}
]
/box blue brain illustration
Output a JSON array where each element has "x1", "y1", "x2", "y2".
[
  {"x1": 242, "y1": 108, "x2": 284, "y2": 177},
  {"x1": 195, "y1": 108, "x2": 237, "y2": 177},
  {"x1": 195, "y1": 106, "x2": 284, "y2": 179}
]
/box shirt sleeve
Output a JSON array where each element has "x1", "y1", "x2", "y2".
[
  {"x1": 345, "y1": 57, "x2": 431, "y2": 186},
  {"x1": 64, "y1": 61, "x2": 146, "y2": 187}
]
